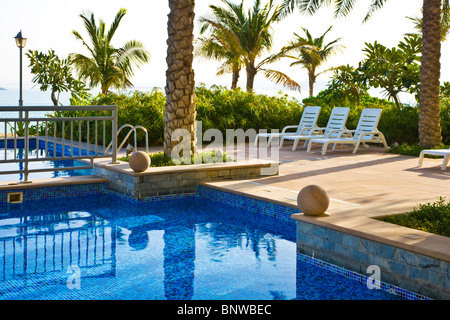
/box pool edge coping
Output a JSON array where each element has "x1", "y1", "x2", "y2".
[{"x1": 198, "y1": 181, "x2": 450, "y2": 264}]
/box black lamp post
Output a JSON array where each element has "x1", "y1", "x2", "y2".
[{"x1": 14, "y1": 30, "x2": 27, "y2": 111}]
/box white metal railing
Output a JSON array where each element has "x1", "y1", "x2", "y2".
[{"x1": 0, "y1": 105, "x2": 118, "y2": 183}]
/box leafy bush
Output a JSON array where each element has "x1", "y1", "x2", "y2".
[
  {"x1": 119, "y1": 150, "x2": 233, "y2": 167},
  {"x1": 91, "y1": 89, "x2": 166, "y2": 145},
  {"x1": 195, "y1": 84, "x2": 303, "y2": 134},
  {"x1": 53, "y1": 85, "x2": 447, "y2": 151},
  {"x1": 388, "y1": 142, "x2": 449, "y2": 157},
  {"x1": 380, "y1": 197, "x2": 450, "y2": 237}
]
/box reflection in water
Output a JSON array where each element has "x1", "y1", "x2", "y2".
[
  {"x1": 0, "y1": 211, "x2": 117, "y2": 290},
  {"x1": 0, "y1": 194, "x2": 400, "y2": 300},
  {"x1": 0, "y1": 195, "x2": 296, "y2": 300}
]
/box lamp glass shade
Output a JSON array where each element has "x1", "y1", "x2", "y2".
[{"x1": 14, "y1": 32, "x2": 27, "y2": 48}]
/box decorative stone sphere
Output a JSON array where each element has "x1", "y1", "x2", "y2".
[
  {"x1": 297, "y1": 185, "x2": 329, "y2": 216},
  {"x1": 129, "y1": 151, "x2": 151, "y2": 172}
]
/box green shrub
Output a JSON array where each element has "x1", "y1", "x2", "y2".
[
  {"x1": 195, "y1": 84, "x2": 303, "y2": 135},
  {"x1": 388, "y1": 142, "x2": 449, "y2": 157},
  {"x1": 54, "y1": 85, "x2": 448, "y2": 150},
  {"x1": 119, "y1": 150, "x2": 233, "y2": 167},
  {"x1": 380, "y1": 197, "x2": 450, "y2": 237},
  {"x1": 91, "y1": 89, "x2": 166, "y2": 145}
]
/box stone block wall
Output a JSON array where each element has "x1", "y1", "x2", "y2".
[
  {"x1": 94, "y1": 162, "x2": 278, "y2": 199},
  {"x1": 296, "y1": 220, "x2": 450, "y2": 300}
]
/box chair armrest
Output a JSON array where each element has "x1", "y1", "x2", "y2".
[
  {"x1": 297, "y1": 126, "x2": 323, "y2": 135},
  {"x1": 326, "y1": 129, "x2": 354, "y2": 138},
  {"x1": 356, "y1": 131, "x2": 381, "y2": 142},
  {"x1": 281, "y1": 125, "x2": 299, "y2": 133}
]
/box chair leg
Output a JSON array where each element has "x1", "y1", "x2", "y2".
[
  {"x1": 307, "y1": 141, "x2": 313, "y2": 153},
  {"x1": 352, "y1": 143, "x2": 360, "y2": 154},
  {"x1": 279, "y1": 137, "x2": 285, "y2": 148},
  {"x1": 254, "y1": 135, "x2": 259, "y2": 147},
  {"x1": 321, "y1": 143, "x2": 329, "y2": 155},
  {"x1": 418, "y1": 151, "x2": 425, "y2": 167},
  {"x1": 380, "y1": 135, "x2": 389, "y2": 150},
  {"x1": 292, "y1": 139, "x2": 300, "y2": 151},
  {"x1": 442, "y1": 155, "x2": 449, "y2": 170}
]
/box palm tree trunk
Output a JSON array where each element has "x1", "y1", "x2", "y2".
[
  {"x1": 231, "y1": 67, "x2": 240, "y2": 90},
  {"x1": 245, "y1": 62, "x2": 257, "y2": 92},
  {"x1": 51, "y1": 89, "x2": 58, "y2": 106},
  {"x1": 308, "y1": 72, "x2": 315, "y2": 97},
  {"x1": 164, "y1": 0, "x2": 197, "y2": 157},
  {"x1": 419, "y1": 0, "x2": 442, "y2": 147},
  {"x1": 392, "y1": 94, "x2": 401, "y2": 109}
]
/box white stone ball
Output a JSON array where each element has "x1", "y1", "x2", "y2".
[
  {"x1": 297, "y1": 185, "x2": 330, "y2": 216},
  {"x1": 129, "y1": 151, "x2": 151, "y2": 172}
]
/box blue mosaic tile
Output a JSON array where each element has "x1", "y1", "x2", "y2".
[
  {"x1": 0, "y1": 182, "x2": 435, "y2": 300},
  {"x1": 195, "y1": 185, "x2": 300, "y2": 224},
  {"x1": 0, "y1": 182, "x2": 109, "y2": 205},
  {"x1": 297, "y1": 252, "x2": 431, "y2": 300}
]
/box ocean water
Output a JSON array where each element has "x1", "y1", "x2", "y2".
[{"x1": 0, "y1": 86, "x2": 70, "y2": 107}]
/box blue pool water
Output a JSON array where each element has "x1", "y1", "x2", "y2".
[
  {"x1": 0, "y1": 139, "x2": 94, "y2": 182},
  {"x1": 0, "y1": 192, "x2": 406, "y2": 300}
]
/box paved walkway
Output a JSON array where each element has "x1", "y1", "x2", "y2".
[{"x1": 204, "y1": 143, "x2": 450, "y2": 262}]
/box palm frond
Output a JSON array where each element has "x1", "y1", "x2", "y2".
[
  {"x1": 260, "y1": 68, "x2": 301, "y2": 92},
  {"x1": 297, "y1": 0, "x2": 332, "y2": 16},
  {"x1": 363, "y1": 0, "x2": 387, "y2": 23},
  {"x1": 107, "y1": 8, "x2": 127, "y2": 43}
]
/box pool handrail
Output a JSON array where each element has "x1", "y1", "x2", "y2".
[{"x1": 105, "y1": 124, "x2": 149, "y2": 155}]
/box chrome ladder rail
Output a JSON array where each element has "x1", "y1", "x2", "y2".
[{"x1": 105, "y1": 124, "x2": 149, "y2": 155}]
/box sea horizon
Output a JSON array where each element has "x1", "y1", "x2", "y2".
[{"x1": 0, "y1": 80, "x2": 417, "y2": 108}]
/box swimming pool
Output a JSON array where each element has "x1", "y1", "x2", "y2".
[
  {"x1": 0, "y1": 138, "x2": 94, "y2": 182},
  {"x1": 0, "y1": 185, "x2": 422, "y2": 300}
]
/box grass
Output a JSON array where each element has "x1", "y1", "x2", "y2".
[
  {"x1": 119, "y1": 150, "x2": 234, "y2": 167},
  {"x1": 379, "y1": 197, "x2": 450, "y2": 237}
]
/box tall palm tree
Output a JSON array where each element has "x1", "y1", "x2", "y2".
[
  {"x1": 282, "y1": 26, "x2": 344, "y2": 97},
  {"x1": 164, "y1": 0, "x2": 197, "y2": 157},
  {"x1": 70, "y1": 8, "x2": 150, "y2": 94},
  {"x1": 406, "y1": 1, "x2": 450, "y2": 41},
  {"x1": 196, "y1": 25, "x2": 244, "y2": 89},
  {"x1": 199, "y1": 0, "x2": 300, "y2": 92},
  {"x1": 282, "y1": 0, "x2": 444, "y2": 148}
]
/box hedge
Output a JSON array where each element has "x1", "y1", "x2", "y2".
[{"x1": 62, "y1": 85, "x2": 449, "y2": 148}]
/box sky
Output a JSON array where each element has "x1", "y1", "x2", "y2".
[{"x1": 0, "y1": 0, "x2": 439, "y2": 103}]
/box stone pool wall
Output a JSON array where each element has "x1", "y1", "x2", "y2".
[
  {"x1": 94, "y1": 160, "x2": 279, "y2": 199},
  {"x1": 296, "y1": 219, "x2": 450, "y2": 300}
]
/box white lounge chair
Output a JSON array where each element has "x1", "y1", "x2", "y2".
[
  {"x1": 418, "y1": 147, "x2": 450, "y2": 170},
  {"x1": 307, "y1": 108, "x2": 388, "y2": 155},
  {"x1": 280, "y1": 107, "x2": 350, "y2": 151},
  {"x1": 254, "y1": 106, "x2": 321, "y2": 147}
]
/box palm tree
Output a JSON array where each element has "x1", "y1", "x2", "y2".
[
  {"x1": 164, "y1": 0, "x2": 197, "y2": 157},
  {"x1": 196, "y1": 24, "x2": 244, "y2": 89},
  {"x1": 406, "y1": 1, "x2": 450, "y2": 41},
  {"x1": 70, "y1": 8, "x2": 150, "y2": 94},
  {"x1": 282, "y1": 0, "x2": 444, "y2": 148},
  {"x1": 281, "y1": 26, "x2": 344, "y2": 97},
  {"x1": 199, "y1": 0, "x2": 300, "y2": 92}
]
